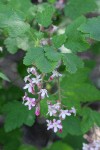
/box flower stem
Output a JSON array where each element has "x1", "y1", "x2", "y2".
[{"x1": 57, "y1": 77, "x2": 61, "y2": 102}]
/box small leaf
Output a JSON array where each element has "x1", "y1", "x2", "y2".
[
  {"x1": 4, "y1": 37, "x2": 18, "y2": 54},
  {"x1": 36, "y1": 5, "x2": 55, "y2": 27},
  {"x1": 52, "y1": 34, "x2": 67, "y2": 48},
  {"x1": 65, "y1": 16, "x2": 90, "y2": 52},
  {"x1": 44, "y1": 47, "x2": 61, "y2": 62},
  {"x1": 0, "y1": 72, "x2": 10, "y2": 82},
  {"x1": 78, "y1": 16, "x2": 100, "y2": 41},
  {"x1": 63, "y1": 53, "x2": 84, "y2": 73}
]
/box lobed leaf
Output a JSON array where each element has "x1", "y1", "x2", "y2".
[
  {"x1": 65, "y1": 16, "x2": 90, "y2": 53},
  {"x1": 63, "y1": 53, "x2": 84, "y2": 73},
  {"x1": 64, "y1": 0, "x2": 97, "y2": 19},
  {"x1": 23, "y1": 47, "x2": 58, "y2": 73},
  {"x1": 36, "y1": 5, "x2": 55, "y2": 27},
  {"x1": 3, "y1": 101, "x2": 35, "y2": 132},
  {"x1": 78, "y1": 16, "x2": 100, "y2": 41},
  {"x1": 52, "y1": 34, "x2": 67, "y2": 48}
]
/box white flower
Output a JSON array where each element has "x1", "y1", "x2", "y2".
[
  {"x1": 23, "y1": 83, "x2": 34, "y2": 94},
  {"x1": 46, "y1": 120, "x2": 53, "y2": 130},
  {"x1": 82, "y1": 140, "x2": 100, "y2": 150},
  {"x1": 69, "y1": 107, "x2": 76, "y2": 116},
  {"x1": 24, "y1": 97, "x2": 36, "y2": 110},
  {"x1": 27, "y1": 67, "x2": 37, "y2": 75},
  {"x1": 53, "y1": 102, "x2": 61, "y2": 110},
  {"x1": 59, "y1": 109, "x2": 71, "y2": 119},
  {"x1": 47, "y1": 104, "x2": 57, "y2": 116},
  {"x1": 58, "y1": 28, "x2": 65, "y2": 34},
  {"x1": 46, "y1": 119, "x2": 62, "y2": 133},
  {"x1": 40, "y1": 39, "x2": 48, "y2": 46},
  {"x1": 50, "y1": 25, "x2": 58, "y2": 33},
  {"x1": 52, "y1": 25, "x2": 58, "y2": 32},
  {"x1": 82, "y1": 143, "x2": 89, "y2": 150},
  {"x1": 24, "y1": 75, "x2": 31, "y2": 82},
  {"x1": 52, "y1": 119, "x2": 62, "y2": 133},
  {"x1": 0, "y1": 47, "x2": 3, "y2": 52},
  {"x1": 50, "y1": 70, "x2": 62, "y2": 80},
  {"x1": 22, "y1": 92, "x2": 27, "y2": 103},
  {"x1": 59, "y1": 44, "x2": 72, "y2": 53},
  {"x1": 39, "y1": 89, "x2": 49, "y2": 99},
  {"x1": 32, "y1": 75, "x2": 42, "y2": 85}
]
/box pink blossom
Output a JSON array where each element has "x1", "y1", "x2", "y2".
[
  {"x1": 40, "y1": 38, "x2": 48, "y2": 46},
  {"x1": 22, "y1": 92, "x2": 27, "y2": 103},
  {"x1": 47, "y1": 119, "x2": 63, "y2": 133},
  {"x1": 38, "y1": 89, "x2": 49, "y2": 99},
  {"x1": 53, "y1": 102, "x2": 61, "y2": 110},
  {"x1": 32, "y1": 75, "x2": 42, "y2": 85},
  {"x1": 47, "y1": 104, "x2": 57, "y2": 116},
  {"x1": 52, "y1": 119, "x2": 62, "y2": 133},
  {"x1": 35, "y1": 105, "x2": 40, "y2": 116},
  {"x1": 82, "y1": 140, "x2": 100, "y2": 150},
  {"x1": 55, "y1": 0, "x2": 64, "y2": 10},
  {"x1": 23, "y1": 83, "x2": 35, "y2": 94},
  {"x1": 50, "y1": 70, "x2": 62, "y2": 80},
  {"x1": 46, "y1": 120, "x2": 53, "y2": 130},
  {"x1": 59, "y1": 109, "x2": 71, "y2": 119},
  {"x1": 47, "y1": 102, "x2": 61, "y2": 116},
  {"x1": 24, "y1": 97, "x2": 36, "y2": 110},
  {"x1": 27, "y1": 67, "x2": 37, "y2": 75},
  {"x1": 24, "y1": 75, "x2": 31, "y2": 83}
]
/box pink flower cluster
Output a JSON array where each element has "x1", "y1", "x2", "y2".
[
  {"x1": 23, "y1": 67, "x2": 48, "y2": 116},
  {"x1": 46, "y1": 101, "x2": 76, "y2": 133},
  {"x1": 82, "y1": 140, "x2": 100, "y2": 150},
  {"x1": 23, "y1": 67, "x2": 76, "y2": 133}
]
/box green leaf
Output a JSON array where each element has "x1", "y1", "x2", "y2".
[
  {"x1": 3, "y1": 101, "x2": 35, "y2": 132},
  {"x1": 91, "y1": 42, "x2": 100, "y2": 55},
  {"x1": 0, "y1": 12, "x2": 30, "y2": 37},
  {"x1": 80, "y1": 108, "x2": 94, "y2": 133},
  {"x1": 78, "y1": 16, "x2": 100, "y2": 41},
  {"x1": 61, "y1": 68, "x2": 100, "y2": 103},
  {"x1": 52, "y1": 34, "x2": 67, "y2": 48},
  {"x1": 45, "y1": 142, "x2": 73, "y2": 150},
  {"x1": 65, "y1": 16, "x2": 90, "y2": 52},
  {"x1": 0, "y1": 72, "x2": 10, "y2": 82},
  {"x1": 44, "y1": 47, "x2": 61, "y2": 62},
  {"x1": 18, "y1": 145, "x2": 36, "y2": 150},
  {"x1": 4, "y1": 34, "x2": 34, "y2": 54},
  {"x1": 64, "y1": 0, "x2": 97, "y2": 19},
  {"x1": 4, "y1": 37, "x2": 18, "y2": 54},
  {"x1": 64, "y1": 135, "x2": 84, "y2": 150},
  {"x1": 80, "y1": 108, "x2": 100, "y2": 133},
  {"x1": 63, "y1": 53, "x2": 84, "y2": 73},
  {"x1": 58, "y1": 116, "x2": 82, "y2": 138},
  {"x1": 23, "y1": 47, "x2": 44, "y2": 65},
  {"x1": 36, "y1": 5, "x2": 55, "y2": 27},
  {"x1": 0, "y1": 128, "x2": 21, "y2": 150},
  {"x1": 23, "y1": 47, "x2": 58, "y2": 73},
  {"x1": 0, "y1": 0, "x2": 36, "y2": 21},
  {"x1": 64, "y1": 116, "x2": 82, "y2": 135}
]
